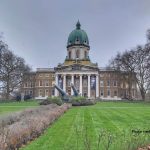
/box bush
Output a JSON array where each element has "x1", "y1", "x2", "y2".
[
  {"x1": 71, "y1": 96, "x2": 86, "y2": 102},
  {"x1": 39, "y1": 100, "x2": 51, "y2": 105},
  {"x1": 24, "y1": 95, "x2": 32, "y2": 101},
  {"x1": 70, "y1": 96, "x2": 96, "y2": 106},
  {"x1": 16, "y1": 95, "x2": 21, "y2": 101},
  {"x1": 48, "y1": 96, "x2": 63, "y2": 106},
  {"x1": 0, "y1": 103, "x2": 72, "y2": 150},
  {"x1": 39, "y1": 96, "x2": 63, "y2": 106}
]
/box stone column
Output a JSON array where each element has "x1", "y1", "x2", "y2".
[
  {"x1": 80, "y1": 75, "x2": 82, "y2": 96},
  {"x1": 63, "y1": 74, "x2": 66, "y2": 92},
  {"x1": 71, "y1": 74, "x2": 74, "y2": 95},
  {"x1": 55, "y1": 74, "x2": 59, "y2": 96},
  {"x1": 96, "y1": 74, "x2": 99, "y2": 98},
  {"x1": 88, "y1": 75, "x2": 91, "y2": 98}
]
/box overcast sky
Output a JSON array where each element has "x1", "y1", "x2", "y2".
[{"x1": 0, "y1": 0, "x2": 150, "y2": 70}]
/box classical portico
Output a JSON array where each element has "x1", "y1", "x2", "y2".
[{"x1": 54, "y1": 71, "x2": 99, "y2": 98}]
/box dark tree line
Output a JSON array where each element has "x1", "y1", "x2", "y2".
[
  {"x1": 0, "y1": 40, "x2": 31, "y2": 100},
  {"x1": 109, "y1": 30, "x2": 150, "y2": 100}
]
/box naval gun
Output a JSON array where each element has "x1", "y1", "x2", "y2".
[
  {"x1": 53, "y1": 84, "x2": 69, "y2": 101},
  {"x1": 71, "y1": 83, "x2": 79, "y2": 96}
]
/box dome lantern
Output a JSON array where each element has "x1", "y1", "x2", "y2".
[{"x1": 76, "y1": 20, "x2": 81, "y2": 29}]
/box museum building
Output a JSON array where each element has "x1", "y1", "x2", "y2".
[{"x1": 21, "y1": 21, "x2": 137, "y2": 100}]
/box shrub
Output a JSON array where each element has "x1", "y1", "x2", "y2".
[
  {"x1": 0, "y1": 103, "x2": 72, "y2": 150},
  {"x1": 39, "y1": 99, "x2": 51, "y2": 105},
  {"x1": 24, "y1": 95, "x2": 32, "y2": 101},
  {"x1": 70, "y1": 96, "x2": 96, "y2": 106},
  {"x1": 71, "y1": 96, "x2": 86, "y2": 102},
  {"x1": 39, "y1": 96, "x2": 63, "y2": 106},
  {"x1": 16, "y1": 95, "x2": 21, "y2": 101},
  {"x1": 0, "y1": 113, "x2": 20, "y2": 127}
]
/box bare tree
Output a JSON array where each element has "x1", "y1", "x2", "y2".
[
  {"x1": 109, "y1": 50, "x2": 136, "y2": 99},
  {"x1": 146, "y1": 29, "x2": 150, "y2": 43},
  {"x1": 135, "y1": 45, "x2": 150, "y2": 100},
  {"x1": 0, "y1": 41, "x2": 31, "y2": 99},
  {"x1": 109, "y1": 44, "x2": 150, "y2": 100},
  {"x1": 0, "y1": 41, "x2": 8, "y2": 95}
]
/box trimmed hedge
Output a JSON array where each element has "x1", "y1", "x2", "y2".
[
  {"x1": 71, "y1": 96, "x2": 86, "y2": 102},
  {"x1": 39, "y1": 96, "x2": 63, "y2": 106},
  {"x1": 70, "y1": 96, "x2": 96, "y2": 106},
  {"x1": 0, "y1": 103, "x2": 71, "y2": 150}
]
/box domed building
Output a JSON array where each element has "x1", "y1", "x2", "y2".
[
  {"x1": 55, "y1": 21, "x2": 100, "y2": 97},
  {"x1": 21, "y1": 21, "x2": 137, "y2": 100}
]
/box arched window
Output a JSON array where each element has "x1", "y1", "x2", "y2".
[
  {"x1": 69, "y1": 51, "x2": 71, "y2": 59},
  {"x1": 85, "y1": 51, "x2": 87, "y2": 58},
  {"x1": 76, "y1": 50, "x2": 80, "y2": 58}
]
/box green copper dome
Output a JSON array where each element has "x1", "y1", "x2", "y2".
[{"x1": 67, "y1": 21, "x2": 89, "y2": 48}]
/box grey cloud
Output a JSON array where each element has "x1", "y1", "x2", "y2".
[{"x1": 0, "y1": 0, "x2": 150, "y2": 70}]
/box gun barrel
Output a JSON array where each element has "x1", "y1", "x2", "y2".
[
  {"x1": 54, "y1": 84, "x2": 67, "y2": 97},
  {"x1": 71, "y1": 83, "x2": 79, "y2": 96}
]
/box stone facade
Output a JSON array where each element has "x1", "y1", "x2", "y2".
[
  {"x1": 22, "y1": 68, "x2": 55, "y2": 99},
  {"x1": 21, "y1": 21, "x2": 137, "y2": 100}
]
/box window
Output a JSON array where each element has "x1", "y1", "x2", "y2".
[
  {"x1": 39, "y1": 80, "x2": 42, "y2": 86},
  {"x1": 69, "y1": 51, "x2": 71, "y2": 59},
  {"x1": 39, "y1": 89, "x2": 43, "y2": 97},
  {"x1": 100, "y1": 89, "x2": 104, "y2": 96},
  {"x1": 84, "y1": 51, "x2": 87, "y2": 58},
  {"x1": 52, "y1": 88, "x2": 55, "y2": 96},
  {"x1": 113, "y1": 81, "x2": 117, "y2": 87},
  {"x1": 107, "y1": 89, "x2": 110, "y2": 96},
  {"x1": 25, "y1": 90, "x2": 28, "y2": 95},
  {"x1": 29, "y1": 90, "x2": 33, "y2": 96},
  {"x1": 107, "y1": 80, "x2": 110, "y2": 86},
  {"x1": 121, "y1": 83, "x2": 123, "y2": 88},
  {"x1": 30, "y1": 82, "x2": 32, "y2": 87},
  {"x1": 100, "y1": 81, "x2": 104, "y2": 87},
  {"x1": 114, "y1": 91, "x2": 117, "y2": 96},
  {"x1": 31, "y1": 82, "x2": 33, "y2": 87},
  {"x1": 76, "y1": 50, "x2": 80, "y2": 58},
  {"x1": 45, "y1": 90, "x2": 49, "y2": 96},
  {"x1": 24, "y1": 83, "x2": 28, "y2": 87},
  {"x1": 45, "y1": 80, "x2": 49, "y2": 86}
]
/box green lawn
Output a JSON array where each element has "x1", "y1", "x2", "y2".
[
  {"x1": 22, "y1": 101, "x2": 150, "y2": 150},
  {"x1": 0, "y1": 101, "x2": 38, "y2": 115}
]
